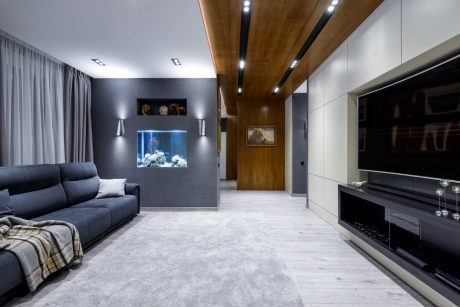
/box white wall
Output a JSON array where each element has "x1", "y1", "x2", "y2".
[
  {"x1": 307, "y1": 0, "x2": 460, "y2": 305},
  {"x1": 285, "y1": 95, "x2": 293, "y2": 194}
]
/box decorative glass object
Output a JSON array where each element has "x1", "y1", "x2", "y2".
[
  {"x1": 453, "y1": 185, "x2": 460, "y2": 221},
  {"x1": 435, "y1": 188, "x2": 443, "y2": 217},
  {"x1": 440, "y1": 180, "x2": 450, "y2": 217}
]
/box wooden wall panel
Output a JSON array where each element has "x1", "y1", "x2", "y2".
[
  {"x1": 200, "y1": 0, "x2": 383, "y2": 115},
  {"x1": 226, "y1": 116, "x2": 237, "y2": 180},
  {"x1": 237, "y1": 101, "x2": 285, "y2": 190}
]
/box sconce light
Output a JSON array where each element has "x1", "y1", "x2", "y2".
[
  {"x1": 116, "y1": 119, "x2": 125, "y2": 136},
  {"x1": 198, "y1": 119, "x2": 206, "y2": 136}
]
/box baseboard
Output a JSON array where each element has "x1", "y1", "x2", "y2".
[
  {"x1": 291, "y1": 193, "x2": 306, "y2": 197},
  {"x1": 141, "y1": 207, "x2": 219, "y2": 212}
]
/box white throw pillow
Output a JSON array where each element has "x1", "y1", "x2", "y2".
[{"x1": 96, "y1": 178, "x2": 127, "y2": 199}]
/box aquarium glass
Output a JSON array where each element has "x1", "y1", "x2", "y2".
[{"x1": 137, "y1": 130, "x2": 187, "y2": 168}]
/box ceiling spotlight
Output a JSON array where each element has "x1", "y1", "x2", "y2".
[
  {"x1": 332, "y1": 0, "x2": 339, "y2": 5},
  {"x1": 290, "y1": 60, "x2": 298, "y2": 69},
  {"x1": 238, "y1": 87, "x2": 242, "y2": 94},
  {"x1": 91, "y1": 58, "x2": 106, "y2": 66},
  {"x1": 243, "y1": 6, "x2": 250, "y2": 13},
  {"x1": 171, "y1": 58, "x2": 181, "y2": 66},
  {"x1": 244, "y1": 0, "x2": 250, "y2": 6},
  {"x1": 327, "y1": 5, "x2": 335, "y2": 13},
  {"x1": 239, "y1": 60, "x2": 245, "y2": 70},
  {"x1": 274, "y1": 87, "x2": 280, "y2": 93}
]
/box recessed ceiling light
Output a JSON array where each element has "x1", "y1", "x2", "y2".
[
  {"x1": 239, "y1": 60, "x2": 245, "y2": 70},
  {"x1": 238, "y1": 87, "x2": 242, "y2": 94},
  {"x1": 290, "y1": 60, "x2": 298, "y2": 69},
  {"x1": 91, "y1": 58, "x2": 106, "y2": 66},
  {"x1": 327, "y1": 5, "x2": 335, "y2": 12},
  {"x1": 244, "y1": 1, "x2": 250, "y2": 6},
  {"x1": 243, "y1": 6, "x2": 250, "y2": 13},
  {"x1": 331, "y1": 0, "x2": 339, "y2": 5},
  {"x1": 171, "y1": 58, "x2": 181, "y2": 66},
  {"x1": 274, "y1": 87, "x2": 280, "y2": 93}
]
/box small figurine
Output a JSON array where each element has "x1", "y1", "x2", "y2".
[
  {"x1": 141, "y1": 104, "x2": 152, "y2": 115},
  {"x1": 159, "y1": 105, "x2": 168, "y2": 115},
  {"x1": 170, "y1": 103, "x2": 186, "y2": 115}
]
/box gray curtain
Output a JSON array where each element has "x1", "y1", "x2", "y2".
[
  {"x1": 0, "y1": 31, "x2": 65, "y2": 166},
  {"x1": 64, "y1": 66, "x2": 93, "y2": 162}
]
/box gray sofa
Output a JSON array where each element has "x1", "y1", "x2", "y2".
[{"x1": 0, "y1": 162, "x2": 139, "y2": 304}]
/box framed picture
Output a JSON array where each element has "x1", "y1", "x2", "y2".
[{"x1": 246, "y1": 126, "x2": 276, "y2": 146}]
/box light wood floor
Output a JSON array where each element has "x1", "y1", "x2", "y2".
[{"x1": 220, "y1": 189, "x2": 433, "y2": 306}]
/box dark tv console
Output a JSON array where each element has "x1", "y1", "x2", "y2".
[{"x1": 338, "y1": 185, "x2": 460, "y2": 305}]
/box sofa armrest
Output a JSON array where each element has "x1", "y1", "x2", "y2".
[{"x1": 125, "y1": 183, "x2": 140, "y2": 213}]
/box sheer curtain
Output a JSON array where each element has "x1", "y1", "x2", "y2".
[
  {"x1": 0, "y1": 31, "x2": 65, "y2": 166},
  {"x1": 64, "y1": 66, "x2": 93, "y2": 162}
]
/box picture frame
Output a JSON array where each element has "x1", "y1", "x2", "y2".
[{"x1": 246, "y1": 126, "x2": 277, "y2": 146}]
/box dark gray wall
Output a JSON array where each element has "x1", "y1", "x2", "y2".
[
  {"x1": 91, "y1": 78, "x2": 219, "y2": 207},
  {"x1": 292, "y1": 93, "x2": 308, "y2": 194}
]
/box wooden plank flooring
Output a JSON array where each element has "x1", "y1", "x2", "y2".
[{"x1": 220, "y1": 189, "x2": 433, "y2": 306}]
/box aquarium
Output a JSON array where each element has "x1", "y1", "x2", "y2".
[{"x1": 137, "y1": 130, "x2": 187, "y2": 168}]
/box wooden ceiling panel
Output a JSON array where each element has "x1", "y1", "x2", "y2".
[
  {"x1": 199, "y1": 0, "x2": 383, "y2": 115},
  {"x1": 279, "y1": 0, "x2": 384, "y2": 98},
  {"x1": 199, "y1": 0, "x2": 240, "y2": 75}
]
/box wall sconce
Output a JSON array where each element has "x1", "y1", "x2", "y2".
[
  {"x1": 116, "y1": 119, "x2": 125, "y2": 136},
  {"x1": 198, "y1": 119, "x2": 206, "y2": 136}
]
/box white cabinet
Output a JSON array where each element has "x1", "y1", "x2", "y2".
[
  {"x1": 348, "y1": 0, "x2": 402, "y2": 91},
  {"x1": 323, "y1": 178, "x2": 339, "y2": 217},
  {"x1": 308, "y1": 68, "x2": 325, "y2": 112},
  {"x1": 324, "y1": 42, "x2": 348, "y2": 103},
  {"x1": 308, "y1": 174, "x2": 323, "y2": 207},
  {"x1": 308, "y1": 107, "x2": 323, "y2": 176},
  {"x1": 323, "y1": 95, "x2": 348, "y2": 183},
  {"x1": 402, "y1": 0, "x2": 460, "y2": 62}
]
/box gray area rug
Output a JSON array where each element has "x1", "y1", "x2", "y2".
[{"x1": 9, "y1": 212, "x2": 304, "y2": 307}]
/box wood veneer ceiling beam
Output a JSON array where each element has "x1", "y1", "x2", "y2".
[{"x1": 199, "y1": 0, "x2": 383, "y2": 116}]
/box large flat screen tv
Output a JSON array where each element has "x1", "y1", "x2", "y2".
[{"x1": 358, "y1": 54, "x2": 460, "y2": 182}]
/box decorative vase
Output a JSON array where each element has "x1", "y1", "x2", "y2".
[{"x1": 159, "y1": 105, "x2": 168, "y2": 116}]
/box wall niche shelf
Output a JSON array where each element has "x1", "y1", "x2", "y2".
[
  {"x1": 137, "y1": 98, "x2": 187, "y2": 116},
  {"x1": 339, "y1": 185, "x2": 460, "y2": 305}
]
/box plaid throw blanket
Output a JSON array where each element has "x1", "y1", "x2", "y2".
[{"x1": 0, "y1": 216, "x2": 83, "y2": 292}]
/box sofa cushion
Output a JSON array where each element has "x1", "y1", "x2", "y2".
[
  {"x1": 0, "y1": 190, "x2": 14, "y2": 217},
  {"x1": 58, "y1": 163, "x2": 99, "y2": 206},
  {"x1": 73, "y1": 195, "x2": 137, "y2": 226},
  {"x1": 0, "y1": 165, "x2": 67, "y2": 219},
  {"x1": 96, "y1": 178, "x2": 126, "y2": 199},
  {"x1": 0, "y1": 251, "x2": 24, "y2": 297},
  {"x1": 33, "y1": 207, "x2": 111, "y2": 247}
]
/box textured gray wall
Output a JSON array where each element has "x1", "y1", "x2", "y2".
[
  {"x1": 292, "y1": 93, "x2": 308, "y2": 194},
  {"x1": 91, "y1": 78, "x2": 219, "y2": 207}
]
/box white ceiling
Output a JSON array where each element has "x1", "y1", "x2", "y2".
[{"x1": 0, "y1": 0, "x2": 216, "y2": 78}]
